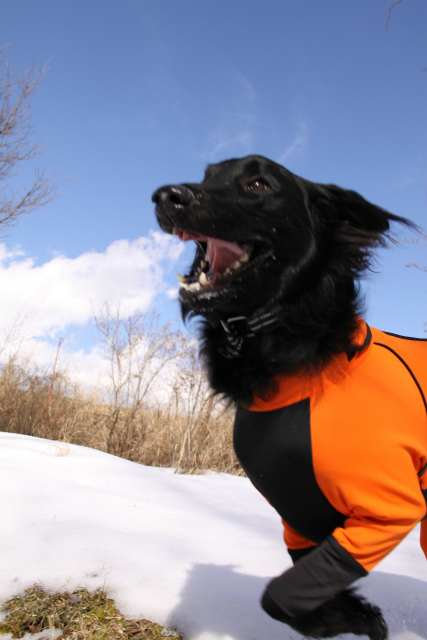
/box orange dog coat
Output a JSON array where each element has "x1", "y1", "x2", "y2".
[{"x1": 234, "y1": 322, "x2": 427, "y2": 595}]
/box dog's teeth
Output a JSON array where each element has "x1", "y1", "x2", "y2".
[
  {"x1": 199, "y1": 272, "x2": 208, "y2": 286},
  {"x1": 180, "y1": 281, "x2": 201, "y2": 291},
  {"x1": 232, "y1": 260, "x2": 242, "y2": 270},
  {"x1": 225, "y1": 268, "x2": 232, "y2": 276},
  {"x1": 240, "y1": 251, "x2": 250, "y2": 263},
  {"x1": 172, "y1": 227, "x2": 178, "y2": 236},
  {"x1": 201, "y1": 260, "x2": 208, "y2": 270},
  {"x1": 177, "y1": 273, "x2": 186, "y2": 283}
]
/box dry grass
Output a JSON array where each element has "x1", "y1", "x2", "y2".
[
  {"x1": 0, "y1": 585, "x2": 184, "y2": 639},
  {"x1": 0, "y1": 309, "x2": 242, "y2": 475},
  {"x1": 0, "y1": 359, "x2": 240, "y2": 474}
]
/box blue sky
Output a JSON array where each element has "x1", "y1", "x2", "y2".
[{"x1": 0, "y1": 0, "x2": 425, "y2": 378}]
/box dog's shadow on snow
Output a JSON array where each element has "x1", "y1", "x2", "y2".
[{"x1": 166, "y1": 564, "x2": 426, "y2": 640}]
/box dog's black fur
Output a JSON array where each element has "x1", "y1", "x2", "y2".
[
  {"x1": 153, "y1": 155, "x2": 411, "y2": 407},
  {"x1": 153, "y1": 155, "x2": 413, "y2": 639}
]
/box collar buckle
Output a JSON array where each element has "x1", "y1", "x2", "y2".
[
  {"x1": 218, "y1": 311, "x2": 280, "y2": 359},
  {"x1": 220, "y1": 316, "x2": 254, "y2": 339}
]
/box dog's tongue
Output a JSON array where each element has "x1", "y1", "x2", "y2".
[
  {"x1": 177, "y1": 231, "x2": 247, "y2": 275},
  {"x1": 207, "y1": 238, "x2": 248, "y2": 275}
]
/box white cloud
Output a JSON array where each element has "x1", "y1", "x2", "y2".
[
  {"x1": 206, "y1": 129, "x2": 254, "y2": 159},
  {"x1": 0, "y1": 231, "x2": 183, "y2": 340},
  {"x1": 166, "y1": 287, "x2": 179, "y2": 300},
  {"x1": 202, "y1": 72, "x2": 257, "y2": 160},
  {"x1": 57, "y1": 342, "x2": 112, "y2": 390},
  {"x1": 279, "y1": 118, "x2": 310, "y2": 164},
  {"x1": 0, "y1": 232, "x2": 186, "y2": 393}
]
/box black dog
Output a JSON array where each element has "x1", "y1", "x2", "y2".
[{"x1": 153, "y1": 155, "x2": 427, "y2": 640}]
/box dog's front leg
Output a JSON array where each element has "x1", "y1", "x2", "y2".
[
  {"x1": 261, "y1": 536, "x2": 388, "y2": 640},
  {"x1": 261, "y1": 588, "x2": 388, "y2": 640}
]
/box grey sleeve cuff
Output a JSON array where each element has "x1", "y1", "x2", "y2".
[{"x1": 267, "y1": 535, "x2": 367, "y2": 617}]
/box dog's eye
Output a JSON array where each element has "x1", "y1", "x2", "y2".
[{"x1": 246, "y1": 179, "x2": 270, "y2": 193}]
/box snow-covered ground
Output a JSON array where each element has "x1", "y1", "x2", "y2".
[{"x1": 0, "y1": 432, "x2": 425, "y2": 640}]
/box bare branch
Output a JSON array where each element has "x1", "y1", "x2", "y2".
[
  {"x1": 403, "y1": 229, "x2": 427, "y2": 247},
  {"x1": 386, "y1": 0, "x2": 403, "y2": 30},
  {"x1": 0, "y1": 45, "x2": 58, "y2": 229},
  {"x1": 403, "y1": 231, "x2": 427, "y2": 272},
  {"x1": 405, "y1": 262, "x2": 427, "y2": 272}
]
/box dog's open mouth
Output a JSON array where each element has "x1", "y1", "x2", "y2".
[{"x1": 173, "y1": 227, "x2": 256, "y2": 293}]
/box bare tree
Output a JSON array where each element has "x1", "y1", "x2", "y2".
[
  {"x1": 91, "y1": 303, "x2": 186, "y2": 457},
  {"x1": 90, "y1": 302, "x2": 234, "y2": 469},
  {"x1": 0, "y1": 45, "x2": 57, "y2": 229},
  {"x1": 404, "y1": 231, "x2": 426, "y2": 333},
  {"x1": 405, "y1": 230, "x2": 427, "y2": 273}
]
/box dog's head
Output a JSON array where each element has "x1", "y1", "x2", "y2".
[{"x1": 153, "y1": 155, "x2": 409, "y2": 326}]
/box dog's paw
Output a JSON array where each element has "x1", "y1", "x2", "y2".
[{"x1": 261, "y1": 588, "x2": 388, "y2": 640}]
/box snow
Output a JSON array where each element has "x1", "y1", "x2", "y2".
[{"x1": 0, "y1": 432, "x2": 425, "y2": 640}]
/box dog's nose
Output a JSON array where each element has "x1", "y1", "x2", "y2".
[{"x1": 152, "y1": 185, "x2": 194, "y2": 210}]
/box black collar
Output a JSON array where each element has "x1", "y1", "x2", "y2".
[
  {"x1": 218, "y1": 309, "x2": 281, "y2": 358},
  {"x1": 218, "y1": 312, "x2": 372, "y2": 361}
]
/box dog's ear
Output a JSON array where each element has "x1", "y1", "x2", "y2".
[{"x1": 316, "y1": 184, "x2": 412, "y2": 236}]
